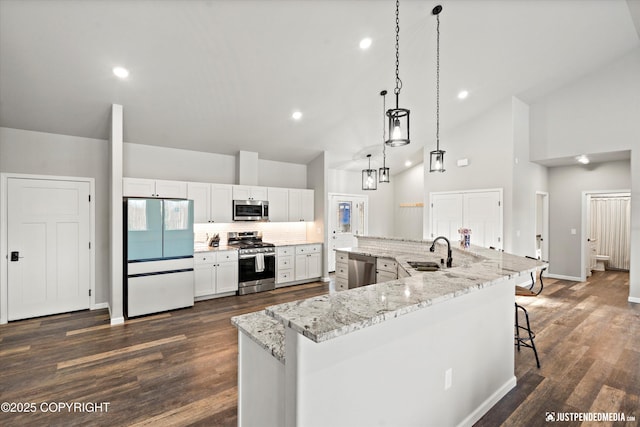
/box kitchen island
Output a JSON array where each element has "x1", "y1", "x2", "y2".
[{"x1": 232, "y1": 236, "x2": 545, "y2": 427}]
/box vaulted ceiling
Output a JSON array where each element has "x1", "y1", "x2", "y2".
[{"x1": 1, "y1": 0, "x2": 639, "y2": 173}]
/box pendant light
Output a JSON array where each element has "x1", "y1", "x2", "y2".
[
  {"x1": 385, "y1": 0, "x2": 410, "y2": 147},
  {"x1": 362, "y1": 154, "x2": 377, "y2": 190},
  {"x1": 429, "y1": 5, "x2": 445, "y2": 173},
  {"x1": 379, "y1": 90, "x2": 390, "y2": 183}
]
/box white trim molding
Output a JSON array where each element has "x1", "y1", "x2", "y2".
[
  {"x1": 545, "y1": 273, "x2": 582, "y2": 282},
  {"x1": 628, "y1": 296, "x2": 640, "y2": 304}
]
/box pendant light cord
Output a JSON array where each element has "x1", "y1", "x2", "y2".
[
  {"x1": 436, "y1": 11, "x2": 440, "y2": 151},
  {"x1": 382, "y1": 91, "x2": 387, "y2": 161},
  {"x1": 394, "y1": 0, "x2": 402, "y2": 106}
]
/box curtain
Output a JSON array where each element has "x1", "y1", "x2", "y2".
[{"x1": 589, "y1": 196, "x2": 631, "y2": 270}]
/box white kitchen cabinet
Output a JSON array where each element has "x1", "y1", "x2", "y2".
[
  {"x1": 335, "y1": 251, "x2": 349, "y2": 291},
  {"x1": 294, "y1": 244, "x2": 322, "y2": 281},
  {"x1": 194, "y1": 250, "x2": 238, "y2": 298},
  {"x1": 123, "y1": 178, "x2": 187, "y2": 199},
  {"x1": 276, "y1": 246, "x2": 295, "y2": 284},
  {"x1": 233, "y1": 185, "x2": 268, "y2": 201},
  {"x1": 268, "y1": 187, "x2": 290, "y2": 222},
  {"x1": 188, "y1": 182, "x2": 233, "y2": 223},
  {"x1": 288, "y1": 189, "x2": 314, "y2": 222}
]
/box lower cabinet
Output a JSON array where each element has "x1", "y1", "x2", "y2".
[
  {"x1": 376, "y1": 258, "x2": 398, "y2": 283},
  {"x1": 335, "y1": 251, "x2": 349, "y2": 291},
  {"x1": 194, "y1": 250, "x2": 238, "y2": 298},
  {"x1": 295, "y1": 244, "x2": 321, "y2": 281},
  {"x1": 276, "y1": 244, "x2": 322, "y2": 287}
]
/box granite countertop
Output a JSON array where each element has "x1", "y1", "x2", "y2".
[
  {"x1": 194, "y1": 244, "x2": 236, "y2": 253},
  {"x1": 271, "y1": 240, "x2": 323, "y2": 247},
  {"x1": 266, "y1": 239, "x2": 546, "y2": 343},
  {"x1": 231, "y1": 311, "x2": 286, "y2": 363}
]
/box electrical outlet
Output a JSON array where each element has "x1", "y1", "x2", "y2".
[{"x1": 444, "y1": 368, "x2": 452, "y2": 390}]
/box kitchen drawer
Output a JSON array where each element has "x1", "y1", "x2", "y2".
[
  {"x1": 217, "y1": 250, "x2": 238, "y2": 262},
  {"x1": 376, "y1": 258, "x2": 397, "y2": 273},
  {"x1": 278, "y1": 255, "x2": 293, "y2": 270},
  {"x1": 335, "y1": 277, "x2": 348, "y2": 291},
  {"x1": 376, "y1": 270, "x2": 397, "y2": 283},
  {"x1": 277, "y1": 269, "x2": 294, "y2": 284},
  {"x1": 335, "y1": 261, "x2": 348, "y2": 279},
  {"x1": 195, "y1": 253, "x2": 216, "y2": 265},
  {"x1": 277, "y1": 246, "x2": 294, "y2": 256},
  {"x1": 296, "y1": 244, "x2": 321, "y2": 255},
  {"x1": 336, "y1": 251, "x2": 349, "y2": 264}
]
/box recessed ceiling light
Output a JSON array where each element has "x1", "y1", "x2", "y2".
[
  {"x1": 292, "y1": 111, "x2": 303, "y2": 120},
  {"x1": 359, "y1": 38, "x2": 372, "y2": 50},
  {"x1": 405, "y1": 160, "x2": 412, "y2": 167},
  {"x1": 457, "y1": 90, "x2": 469, "y2": 100},
  {"x1": 576, "y1": 155, "x2": 590, "y2": 164},
  {"x1": 113, "y1": 66, "x2": 129, "y2": 79}
]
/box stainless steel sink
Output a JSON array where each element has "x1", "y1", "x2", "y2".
[{"x1": 407, "y1": 261, "x2": 440, "y2": 271}]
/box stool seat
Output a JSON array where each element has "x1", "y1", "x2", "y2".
[{"x1": 515, "y1": 286, "x2": 537, "y2": 297}]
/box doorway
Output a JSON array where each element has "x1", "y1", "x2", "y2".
[
  {"x1": 582, "y1": 190, "x2": 631, "y2": 280},
  {"x1": 1, "y1": 174, "x2": 95, "y2": 323},
  {"x1": 328, "y1": 193, "x2": 368, "y2": 272},
  {"x1": 535, "y1": 192, "x2": 549, "y2": 261}
]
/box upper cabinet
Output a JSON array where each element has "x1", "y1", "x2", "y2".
[
  {"x1": 288, "y1": 189, "x2": 314, "y2": 222},
  {"x1": 187, "y1": 182, "x2": 233, "y2": 223},
  {"x1": 126, "y1": 178, "x2": 313, "y2": 223},
  {"x1": 123, "y1": 178, "x2": 187, "y2": 199},
  {"x1": 268, "y1": 187, "x2": 289, "y2": 222},
  {"x1": 232, "y1": 185, "x2": 267, "y2": 201}
]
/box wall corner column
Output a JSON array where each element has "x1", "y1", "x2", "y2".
[
  {"x1": 110, "y1": 104, "x2": 124, "y2": 324},
  {"x1": 629, "y1": 148, "x2": 640, "y2": 304}
]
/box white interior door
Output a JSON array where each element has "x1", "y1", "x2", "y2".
[
  {"x1": 328, "y1": 194, "x2": 368, "y2": 272},
  {"x1": 7, "y1": 178, "x2": 91, "y2": 320},
  {"x1": 463, "y1": 191, "x2": 502, "y2": 249},
  {"x1": 430, "y1": 193, "x2": 463, "y2": 241}
]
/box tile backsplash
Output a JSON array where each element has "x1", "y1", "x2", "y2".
[{"x1": 194, "y1": 221, "x2": 308, "y2": 245}]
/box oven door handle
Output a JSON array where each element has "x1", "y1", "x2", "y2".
[{"x1": 239, "y1": 253, "x2": 276, "y2": 260}]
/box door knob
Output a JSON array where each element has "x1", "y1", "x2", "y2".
[{"x1": 10, "y1": 251, "x2": 23, "y2": 261}]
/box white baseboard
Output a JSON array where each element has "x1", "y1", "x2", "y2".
[
  {"x1": 91, "y1": 302, "x2": 109, "y2": 310},
  {"x1": 457, "y1": 375, "x2": 517, "y2": 427},
  {"x1": 110, "y1": 316, "x2": 125, "y2": 325},
  {"x1": 321, "y1": 276, "x2": 331, "y2": 282},
  {"x1": 628, "y1": 296, "x2": 640, "y2": 304},
  {"x1": 545, "y1": 273, "x2": 582, "y2": 282}
]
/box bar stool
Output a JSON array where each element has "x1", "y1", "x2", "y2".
[{"x1": 514, "y1": 265, "x2": 545, "y2": 369}]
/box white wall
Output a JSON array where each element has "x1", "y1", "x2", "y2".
[
  {"x1": 328, "y1": 168, "x2": 394, "y2": 238},
  {"x1": 259, "y1": 158, "x2": 307, "y2": 189},
  {"x1": 548, "y1": 160, "x2": 631, "y2": 279},
  {"x1": 422, "y1": 99, "x2": 515, "y2": 251},
  {"x1": 0, "y1": 127, "x2": 110, "y2": 305},
  {"x1": 511, "y1": 97, "x2": 548, "y2": 258},
  {"x1": 124, "y1": 143, "x2": 308, "y2": 189},
  {"x1": 307, "y1": 152, "x2": 328, "y2": 278},
  {"x1": 124, "y1": 142, "x2": 236, "y2": 184},
  {"x1": 530, "y1": 47, "x2": 640, "y2": 300},
  {"x1": 393, "y1": 163, "x2": 424, "y2": 240}
]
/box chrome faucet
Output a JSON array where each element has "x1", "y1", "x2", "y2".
[{"x1": 430, "y1": 236, "x2": 453, "y2": 268}]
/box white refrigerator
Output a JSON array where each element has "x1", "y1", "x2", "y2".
[{"x1": 124, "y1": 198, "x2": 194, "y2": 318}]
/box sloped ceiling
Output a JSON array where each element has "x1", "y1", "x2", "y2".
[{"x1": 1, "y1": 0, "x2": 638, "y2": 173}]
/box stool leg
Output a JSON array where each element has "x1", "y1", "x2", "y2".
[{"x1": 515, "y1": 303, "x2": 541, "y2": 368}]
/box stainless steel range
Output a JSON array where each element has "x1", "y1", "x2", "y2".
[{"x1": 228, "y1": 231, "x2": 276, "y2": 295}]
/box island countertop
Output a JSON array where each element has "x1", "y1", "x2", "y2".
[{"x1": 265, "y1": 236, "x2": 546, "y2": 343}]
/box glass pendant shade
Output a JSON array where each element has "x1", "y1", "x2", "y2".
[
  {"x1": 429, "y1": 150, "x2": 445, "y2": 172},
  {"x1": 362, "y1": 154, "x2": 377, "y2": 190},
  {"x1": 362, "y1": 169, "x2": 377, "y2": 190},
  {"x1": 385, "y1": 108, "x2": 410, "y2": 147},
  {"x1": 379, "y1": 166, "x2": 390, "y2": 183}
]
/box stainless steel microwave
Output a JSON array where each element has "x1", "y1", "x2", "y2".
[{"x1": 233, "y1": 200, "x2": 269, "y2": 221}]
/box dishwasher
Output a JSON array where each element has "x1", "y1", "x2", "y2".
[{"x1": 348, "y1": 253, "x2": 377, "y2": 288}]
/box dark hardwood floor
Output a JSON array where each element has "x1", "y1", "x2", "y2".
[{"x1": 1, "y1": 271, "x2": 638, "y2": 426}]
